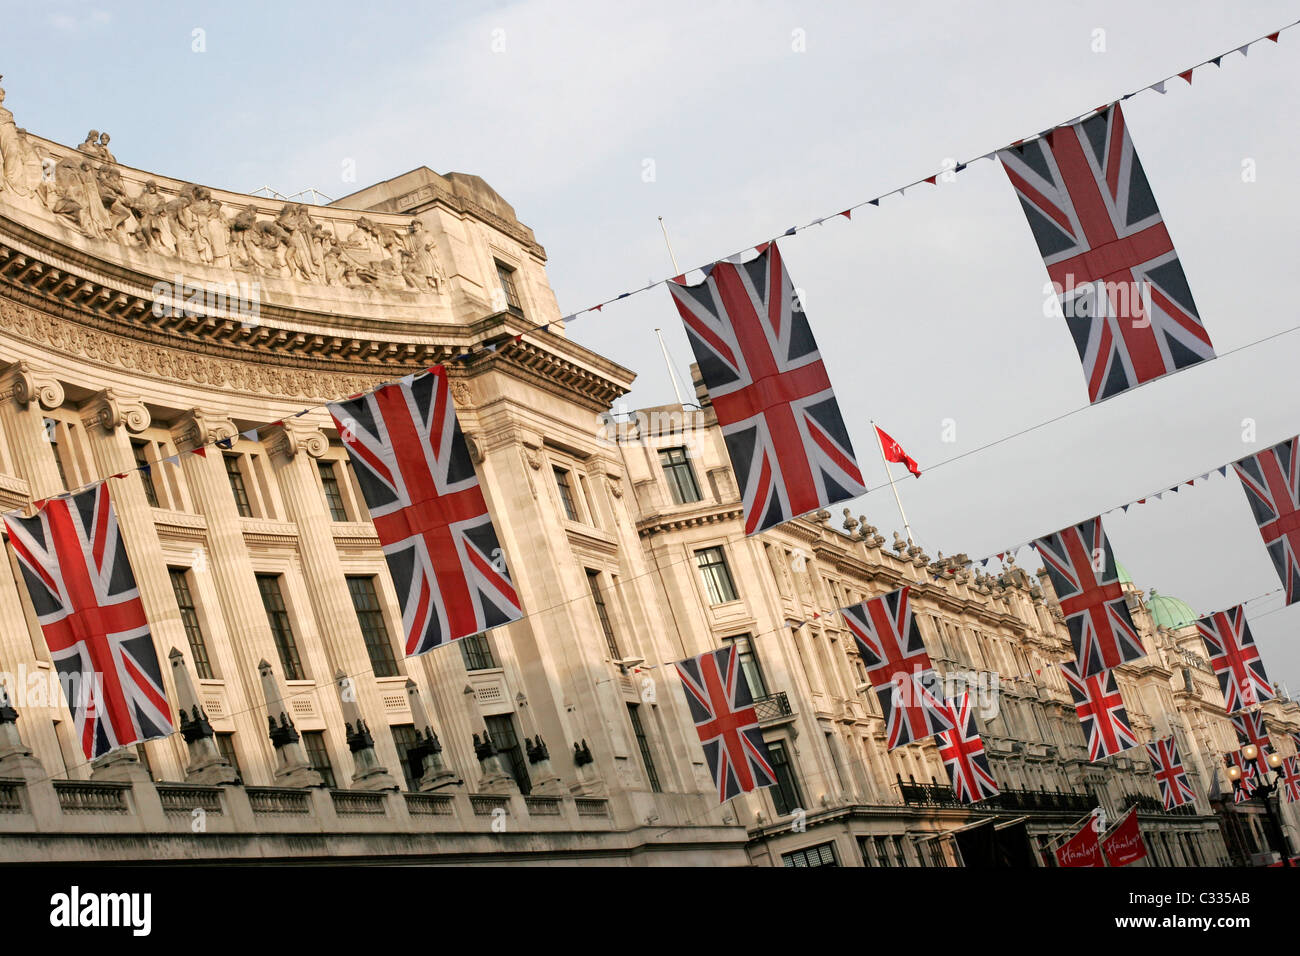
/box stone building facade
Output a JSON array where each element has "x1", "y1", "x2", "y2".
[{"x1": 0, "y1": 84, "x2": 1293, "y2": 864}]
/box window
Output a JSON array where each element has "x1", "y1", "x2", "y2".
[
  {"x1": 132, "y1": 439, "x2": 160, "y2": 508},
  {"x1": 586, "y1": 569, "x2": 620, "y2": 659},
  {"x1": 347, "y1": 576, "x2": 397, "y2": 677},
  {"x1": 766, "y1": 740, "x2": 802, "y2": 817},
  {"x1": 215, "y1": 733, "x2": 242, "y2": 781},
  {"x1": 391, "y1": 724, "x2": 420, "y2": 791},
  {"x1": 695, "y1": 546, "x2": 739, "y2": 604},
  {"x1": 495, "y1": 260, "x2": 524, "y2": 316},
  {"x1": 658, "y1": 446, "x2": 701, "y2": 504},
  {"x1": 627, "y1": 704, "x2": 662, "y2": 793},
  {"x1": 484, "y1": 714, "x2": 530, "y2": 795},
  {"x1": 301, "y1": 731, "x2": 336, "y2": 789},
  {"x1": 256, "y1": 574, "x2": 305, "y2": 681},
  {"x1": 169, "y1": 568, "x2": 213, "y2": 680},
  {"x1": 318, "y1": 461, "x2": 348, "y2": 521},
  {"x1": 459, "y1": 633, "x2": 497, "y2": 671},
  {"x1": 726, "y1": 634, "x2": 768, "y2": 698},
  {"x1": 224, "y1": 454, "x2": 253, "y2": 518},
  {"x1": 553, "y1": 466, "x2": 579, "y2": 521},
  {"x1": 782, "y1": 842, "x2": 838, "y2": 868}
]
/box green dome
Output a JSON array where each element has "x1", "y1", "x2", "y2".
[
  {"x1": 1115, "y1": 560, "x2": 1133, "y2": 585},
  {"x1": 1146, "y1": 588, "x2": 1198, "y2": 629}
]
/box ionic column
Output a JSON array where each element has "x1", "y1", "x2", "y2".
[
  {"x1": 171, "y1": 409, "x2": 280, "y2": 782},
  {"x1": 0, "y1": 361, "x2": 65, "y2": 499},
  {"x1": 263, "y1": 420, "x2": 401, "y2": 772}
]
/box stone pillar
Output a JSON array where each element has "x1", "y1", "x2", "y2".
[
  {"x1": 523, "y1": 734, "x2": 564, "y2": 796},
  {"x1": 405, "y1": 679, "x2": 461, "y2": 791},
  {"x1": 0, "y1": 360, "x2": 65, "y2": 498},
  {"x1": 263, "y1": 420, "x2": 402, "y2": 773},
  {"x1": 169, "y1": 648, "x2": 239, "y2": 785},
  {"x1": 171, "y1": 410, "x2": 281, "y2": 780},
  {"x1": 335, "y1": 670, "x2": 397, "y2": 790},
  {"x1": 258, "y1": 659, "x2": 322, "y2": 788}
]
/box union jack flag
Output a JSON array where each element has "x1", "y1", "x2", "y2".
[
  {"x1": 1195, "y1": 605, "x2": 1274, "y2": 714},
  {"x1": 934, "y1": 692, "x2": 999, "y2": 804},
  {"x1": 1146, "y1": 736, "x2": 1195, "y2": 810},
  {"x1": 1283, "y1": 756, "x2": 1300, "y2": 804},
  {"x1": 669, "y1": 243, "x2": 866, "y2": 535},
  {"x1": 327, "y1": 370, "x2": 522, "y2": 657},
  {"x1": 2, "y1": 486, "x2": 172, "y2": 759},
  {"x1": 840, "y1": 586, "x2": 953, "y2": 749},
  {"x1": 1230, "y1": 709, "x2": 1272, "y2": 757},
  {"x1": 1060, "y1": 660, "x2": 1139, "y2": 761},
  {"x1": 1035, "y1": 517, "x2": 1145, "y2": 676},
  {"x1": 1233, "y1": 436, "x2": 1300, "y2": 605},
  {"x1": 1225, "y1": 750, "x2": 1259, "y2": 804},
  {"x1": 999, "y1": 103, "x2": 1214, "y2": 404},
  {"x1": 675, "y1": 646, "x2": 777, "y2": 803}
]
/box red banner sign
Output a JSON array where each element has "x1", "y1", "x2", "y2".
[
  {"x1": 1055, "y1": 818, "x2": 1105, "y2": 867},
  {"x1": 1101, "y1": 808, "x2": 1149, "y2": 866}
]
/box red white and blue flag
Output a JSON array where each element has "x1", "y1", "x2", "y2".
[
  {"x1": 1230, "y1": 709, "x2": 1272, "y2": 757},
  {"x1": 1035, "y1": 517, "x2": 1145, "y2": 676},
  {"x1": 328, "y1": 370, "x2": 522, "y2": 656},
  {"x1": 1146, "y1": 736, "x2": 1195, "y2": 810},
  {"x1": 1195, "y1": 605, "x2": 1274, "y2": 714},
  {"x1": 3, "y1": 486, "x2": 172, "y2": 759},
  {"x1": 1283, "y1": 756, "x2": 1300, "y2": 804},
  {"x1": 1233, "y1": 436, "x2": 1300, "y2": 605},
  {"x1": 999, "y1": 103, "x2": 1215, "y2": 403},
  {"x1": 669, "y1": 243, "x2": 866, "y2": 535},
  {"x1": 1060, "y1": 660, "x2": 1139, "y2": 761},
  {"x1": 675, "y1": 646, "x2": 777, "y2": 803},
  {"x1": 840, "y1": 586, "x2": 953, "y2": 749},
  {"x1": 934, "y1": 692, "x2": 999, "y2": 804}
]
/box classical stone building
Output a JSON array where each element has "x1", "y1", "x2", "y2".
[{"x1": 0, "y1": 84, "x2": 1293, "y2": 865}]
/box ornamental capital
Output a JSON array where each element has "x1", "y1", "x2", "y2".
[
  {"x1": 0, "y1": 360, "x2": 64, "y2": 410},
  {"x1": 264, "y1": 420, "x2": 328, "y2": 461},
  {"x1": 80, "y1": 388, "x2": 150, "y2": 434},
  {"x1": 171, "y1": 409, "x2": 237, "y2": 453}
]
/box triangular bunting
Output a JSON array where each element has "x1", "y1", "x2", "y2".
[
  {"x1": 925, "y1": 175, "x2": 937, "y2": 185},
  {"x1": 840, "y1": 209, "x2": 851, "y2": 220},
  {"x1": 1152, "y1": 80, "x2": 1167, "y2": 94},
  {"x1": 1267, "y1": 32, "x2": 1279, "y2": 42},
  {"x1": 869, "y1": 198, "x2": 880, "y2": 207},
  {"x1": 1210, "y1": 55, "x2": 1222, "y2": 66},
  {"x1": 1179, "y1": 69, "x2": 1193, "y2": 84}
]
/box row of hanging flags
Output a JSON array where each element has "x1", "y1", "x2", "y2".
[
  {"x1": 1052, "y1": 807, "x2": 1151, "y2": 867},
  {"x1": 0, "y1": 19, "x2": 1297, "y2": 793}
]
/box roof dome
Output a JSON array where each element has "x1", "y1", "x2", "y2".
[
  {"x1": 1115, "y1": 560, "x2": 1133, "y2": 585},
  {"x1": 1146, "y1": 587, "x2": 1198, "y2": 629}
]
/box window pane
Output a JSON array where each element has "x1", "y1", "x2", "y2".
[
  {"x1": 767, "y1": 741, "x2": 802, "y2": 816},
  {"x1": 169, "y1": 568, "x2": 214, "y2": 679},
  {"x1": 627, "y1": 704, "x2": 662, "y2": 793},
  {"x1": 495, "y1": 261, "x2": 523, "y2": 316},
  {"x1": 133, "y1": 440, "x2": 160, "y2": 508},
  {"x1": 553, "y1": 467, "x2": 578, "y2": 521},
  {"x1": 215, "y1": 733, "x2": 242, "y2": 782},
  {"x1": 256, "y1": 574, "x2": 305, "y2": 680},
  {"x1": 391, "y1": 724, "x2": 420, "y2": 791},
  {"x1": 318, "y1": 461, "x2": 348, "y2": 521},
  {"x1": 346, "y1": 576, "x2": 397, "y2": 677},
  {"x1": 484, "y1": 714, "x2": 530, "y2": 795},
  {"x1": 459, "y1": 633, "x2": 496, "y2": 671},
  {"x1": 727, "y1": 634, "x2": 767, "y2": 698},
  {"x1": 695, "y1": 546, "x2": 738, "y2": 604},
  {"x1": 224, "y1": 454, "x2": 253, "y2": 518},
  {"x1": 301, "y1": 731, "x2": 336, "y2": 789},
  {"x1": 658, "y1": 446, "x2": 701, "y2": 504},
  {"x1": 586, "y1": 569, "x2": 620, "y2": 658}
]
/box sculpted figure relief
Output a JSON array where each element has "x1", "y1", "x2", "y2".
[{"x1": 0, "y1": 80, "x2": 450, "y2": 296}]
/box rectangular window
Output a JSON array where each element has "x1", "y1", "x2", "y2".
[
  {"x1": 318, "y1": 461, "x2": 348, "y2": 521},
  {"x1": 586, "y1": 569, "x2": 620, "y2": 659},
  {"x1": 256, "y1": 574, "x2": 305, "y2": 681},
  {"x1": 553, "y1": 466, "x2": 579, "y2": 521},
  {"x1": 45, "y1": 419, "x2": 70, "y2": 490},
  {"x1": 658, "y1": 446, "x2": 702, "y2": 504},
  {"x1": 782, "y1": 842, "x2": 838, "y2": 868},
  {"x1": 766, "y1": 740, "x2": 802, "y2": 817},
  {"x1": 132, "y1": 440, "x2": 160, "y2": 508},
  {"x1": 695, "y1": 546, "x2": 739, "y2": 604},
  {"x1": 495, "y1": 261, "x2": 524, "y2": 316},
  {"x1": 484, "y1": 714, "x2": 530, "y2": 795},
  {"x1": 626, "y1": 704, "x2": 662, "y2": 793},
  {"x1": 346, "y1": 576, "x2": 398, "y2": 678},
  {"x1": 726, "y1": 634, "x2": 768, "y2": 698},
  {"x1": 301, "y1": 731, "x2": 336, "y2": 789},
  {"x1": 391, "y1": 724, "x2": 420, "y2": 792},
  {"x1": 459, "y1": 633, "x2": 497, "y2": 671},
  {"x1": 215, "y1": 732, "x2": 242, "y2": 782},
  {"x1": 169, "y1": 568, "x2": 214, "y2": 679},
  {"x1": 224, "y1": 454, "x2": 253, "y2": 518}
]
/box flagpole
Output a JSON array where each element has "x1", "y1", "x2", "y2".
[
  {"x1": 656, "y1": 217, "x2": 689, "y2": 407},
  {"x1": 872, "y1": 419, "x2": 915, "y2": 545}
]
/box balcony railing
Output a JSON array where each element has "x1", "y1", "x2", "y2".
[
  {"x1": 899, "y1": 781, "x2": 1096, "y2": 813},
  {"x1": 1122, "y1": 792, "x2": 1196, "y2": 816},
  {"x1": 752, "y1": 692, "x2": 793, "y2": 722}
]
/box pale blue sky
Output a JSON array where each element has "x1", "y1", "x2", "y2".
[{"x1": 3, "y1": 0, "x2": 1299, "y2": 689}]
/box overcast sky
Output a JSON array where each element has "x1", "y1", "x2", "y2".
[{"x1": 3, "y1": 0, "x2": 1298, "y2": 690}]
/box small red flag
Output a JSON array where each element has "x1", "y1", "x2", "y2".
[
  {"x1": 839, "y1": 209, "x2": 851, "y2": 220},
  {"x1": 924, "y1": 175, "x2": 937, "y2": 185},
  {"x1": 1055, "y1": 817, "x2": 1105, "y2": 867},
  {"x1": 875, "y1": 425, "x2": 921, "y2": 477},
  {"x1": 1179, "y1": 69, "x2": 1193, "y2": 85},
  {"x1": 1268, "y1": 31, "x2": 1279, "y2": 42},
  {"x1": 1101, "y1": 808, "x2": 1149, "y2": 866}
]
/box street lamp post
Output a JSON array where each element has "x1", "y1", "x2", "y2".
[{"x1": 1227, "y1": 746, "x2": 1293, "y2": 867}]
